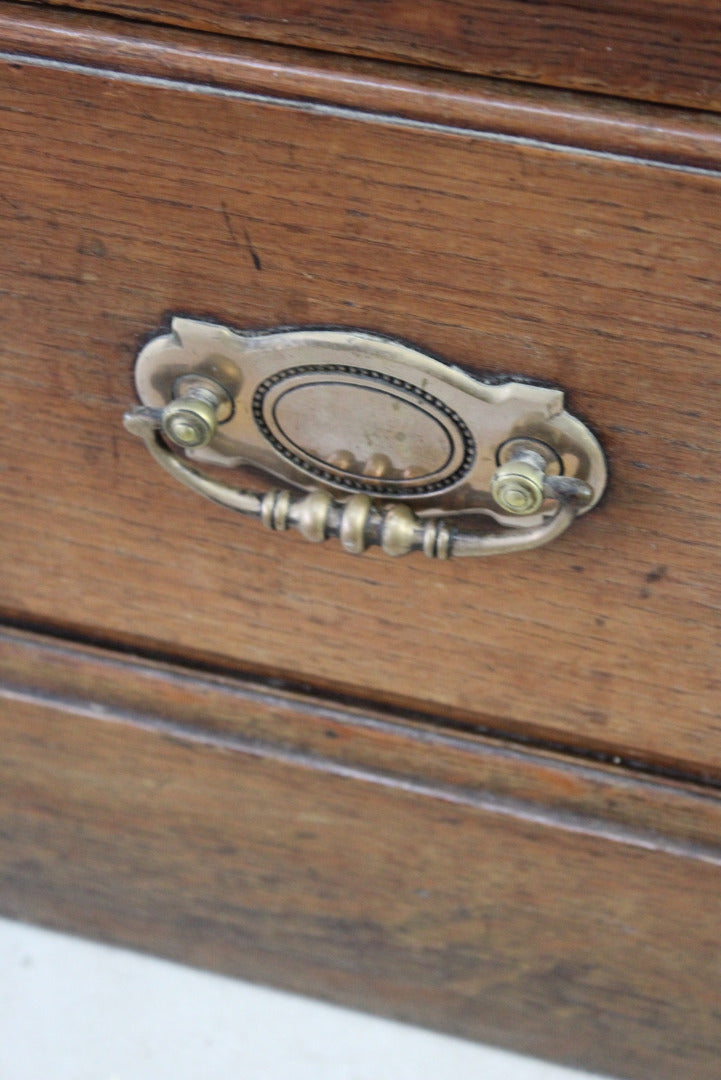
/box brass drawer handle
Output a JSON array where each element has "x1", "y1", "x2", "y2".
[{"x1": 124, "y1": 319, "x2": 606, "y2": 559}]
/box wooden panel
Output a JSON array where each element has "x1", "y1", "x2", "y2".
[
  {"x1": 4, "y1": 5, "x2": 721, "y2": 171},
  {"x1": 2, "y1": 627, "x2": 721, "y2": 1080},
  {"x1": 4, "y1": 626, "x2": 721, "y2": 849},
  {"x1": 17, "y1": 0, "x2": 721, "y2": 112},
  {"x1": 1, "y1": 41, "x2": 721, "y2": 775}
]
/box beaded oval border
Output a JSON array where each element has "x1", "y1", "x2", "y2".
[{"x1": 252, "y1": 364, "x2": 476, "y2": 497}]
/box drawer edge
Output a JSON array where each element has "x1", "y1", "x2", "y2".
[
  {"x1": 1, "y1": 625, "x2": 720, "y2": 1080},
  {"x1": 2, "y1": 625, "x2": 721, "y2": 857},
  {"x1": 3, "y1": 4, "x2": 721, "y2": 172}
]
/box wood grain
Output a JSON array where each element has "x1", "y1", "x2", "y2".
[
  {"x1": 5, "y1": 5, "x2": 721, "y2": 171},
  {"x1": 4, "y1": 625, "x2": 721, "y2": 850},
  {"x1": 16, "y1": 0, "x2": 721, "y2": 112},
  {"x1": 5, "y1": 4, "x2": 721, "y2": 175},
  {"x1": 2, "y1": 626, "x2": 721, "y2": 1080},
  {"x1": 1, "y1": 43, "x2": 720, "y2": 775}
]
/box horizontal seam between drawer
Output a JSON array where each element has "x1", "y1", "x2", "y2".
[
  {"x1": 3, "y1": 678, "x2": 721, "y2": 867},
  {"x1": 2, "y1": 617, "x2": 720, "y2": 795},
  {"x1": 3, "y1": 50, "x2": 721, "y2": 179}
]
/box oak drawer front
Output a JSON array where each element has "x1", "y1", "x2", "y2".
[
  {"x1": 17, "y1": 0, "x2": 721, "y2": 111},
  {"x1": 1, "y1": 40, "x2": 720, "y2": 775},
  {"x1": 2, "y1": 626, "x2": 721, "y2": 1080}
]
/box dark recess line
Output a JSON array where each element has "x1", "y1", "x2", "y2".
[
  {"x1": 2, "y1": 612, "x2": 720, "y2": 793},
  {"x1": 6, "y1": 1, "x2": 721, "y2": 122}
]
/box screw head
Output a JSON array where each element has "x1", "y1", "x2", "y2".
[
  {"x1": 491, "y1": 459, "x2": 546, "y2": 515},
  {"x1": 161, "y1": 397, "x2": 218, "y2": 448}
]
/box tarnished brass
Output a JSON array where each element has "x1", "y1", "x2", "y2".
[
  {"x1": 160, "y1": 375, "x2": 233, "y2": 449},
  {"x1": 124, "y1": 318, "x2": 607, "y2": 558},
  {"x1": 491, "y1": 451, "x2": 548, "y2": 515}
]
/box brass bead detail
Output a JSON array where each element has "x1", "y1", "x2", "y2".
[
  {"x1": 340, "y1": 495, "x2": 373, "y2": 554},
  {"x1": 327, "y1": 449, "x2": 358, "y2": 473},
  {"x1": 295, "y1": 490, "x2": 333, "y2": 543},
  {"x1": 381, "y1": 504, "x2": 418, "y2": 557},
  {"x1": 362, "y1": 453, "x2": 394, "y2": 479},
  {"x1": 422, "y1": 520, "x2": 452, "y2": 559},
  {"x1": 261, "y1": 489, "x2": 292, "y2": 532}
]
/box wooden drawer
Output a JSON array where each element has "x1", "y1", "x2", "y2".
[
  {"x1": 1, "y1": 7, "x2": 721, "y2": 1078},
  {"x1": 17, "y1": 0, "x2": 721, "y2": 110},
  {"x1": 1, "y1": 6, "x2": 720, "y2": 776},
  {"x1": 2, "y1": 624, "x2": 721, "y2": 1080}
]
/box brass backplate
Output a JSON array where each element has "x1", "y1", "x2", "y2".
[{"x1": 133, "y1": 318, "x2": 606, "y2": 521}]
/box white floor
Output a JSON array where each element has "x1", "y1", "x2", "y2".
[{"x1": 0, "y1": 916, "x2": 612, "y2": 1080}]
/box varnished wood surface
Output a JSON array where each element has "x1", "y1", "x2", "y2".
[
  {"x1": 18, "y1": 0, "x2": 721, "y2": 113},
  {"x1": 1, "y1": 627, "x2": 721, "y2": 1080},
  {"x1": 4, "y1": 5, "x2": 721, "y2": 171},
  {"x1": 1, "y1": 42, "x2": 720, "y2": 776},
  {"x1": 4, "y1": 626, "x2": 721, "y2": 852}
]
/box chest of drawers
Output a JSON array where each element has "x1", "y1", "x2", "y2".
[{"x1": 1, "y1": 4, "x2": 720, "y2": 1076}]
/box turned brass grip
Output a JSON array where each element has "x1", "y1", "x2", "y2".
[{"x1": 124, "y1": 319, "x2": 606, "y2": 559}]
